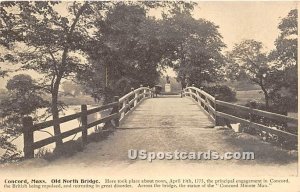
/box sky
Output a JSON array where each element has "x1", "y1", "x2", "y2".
[
  {"x1": 192, "y1": 1, "x2": 298, "y2": 51},
  {"x1": 0, "y1": 1, "x2": 298, "y2": 87}
]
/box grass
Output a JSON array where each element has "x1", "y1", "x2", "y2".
[
  {"x1": 223, "y1": 80, "x2": 261, "y2": 91},
  {"x1": 234, "y1": 90, "x2": 298, "y2": 117},
  {"x1": 234, "y1": 90, "x2": 265, "y2": 105}
]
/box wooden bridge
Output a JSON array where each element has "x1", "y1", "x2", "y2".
[{"x1": 22, "y1": 86, "x2": 298, "y2": 162}]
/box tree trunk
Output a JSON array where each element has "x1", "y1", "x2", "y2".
[
  {"x1": 51, "y1": 80, "x2": 63, "y2": 148},
  {"x1": 181, "y1": 79, "x2": 186, "y2": 90},
  {"x1": 261, "y1": 87, "x2": 270, "y2": 110}
]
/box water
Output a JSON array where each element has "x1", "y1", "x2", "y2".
[{"x1": 3, "y1": 105, "x2": 110, "y2": 155}]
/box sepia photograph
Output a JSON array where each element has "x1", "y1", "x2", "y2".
[{"x1": 0, "y1": 0, "x2": 299, "y2": 191}]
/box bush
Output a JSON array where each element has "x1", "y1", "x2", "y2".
[
  {"x1": 0, "y1": 135, "x2": 23, "y2": 164},
  {"x1": 271, "y1": 95, "x2": 297, "y2": 114},
  {"x1": 203, "y1": 85, "x2": 237, "y2": 102},
  {"x1": 245, "y1": 100, "x2": 266, "y2": 110}
]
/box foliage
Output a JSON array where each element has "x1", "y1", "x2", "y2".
[
  {"x1": 0, "y1": 74, "x2": 48, "y2": 163},
  {"x1": 227, "y1": 40, "x2": 273, "y2": 109},
  {"x1": 225, "y1": 13, "x2": 298, "y2": 146},
  {"x1": 202, "y1": 85, "x2": 236, "y2": 102},
  {"x1": 227, "y1": 8, "x2": 298, "y2": 112},
  {"x1": 270, "y1": 9, "x2": 297, "y2": 67},
  {"x1": 268, "y1": 9, "x2": 298, "y2": 112},
  {"x1": 79, "y1": 3, "x2": 167, "y2": 102},
  {"x1": 0, "y1": 1, "x2": 112, "y2": 146},
  {"x1": 2, "y1": 74, "x2": 49, "y2": 119},
  {"x1": 159, "y1": 12, "x2": 226, "y2": 88},
  {"x1": 0, "y1": 134, "x2": 23, "y2": 163},
  {"x1": 0, "y1": 1, "x2": 19, "y2": 77},
  {"x1": 0, "y1": 2, "x2": 23, "y2": 48}
]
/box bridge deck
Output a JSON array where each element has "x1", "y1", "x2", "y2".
[
  {"x1": 120, "y1": 96, "x2": 214, "y2": 129},
  {"x1": 4, "y1": 96, "x2": 297, "y2": 176}
]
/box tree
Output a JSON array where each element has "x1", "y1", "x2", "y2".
[
  {"x1": 80, "y1": 3, "x2": 167, "y2": 102},
  {"x1": 272, "y1": 9, "x2": 297, "y2": 67},
  {"x1": 0, "y1": 74, "x2": 49, "y2": 162},
  {"x1": 158, "y1": 12, "x2": 226, "y2": 88},
  {"x1": 0, "y1": 2, "x2": 23, "y2": 48},
  {"x1": 1, "y1": 74, "x2": 49, "y2": 124},
  {"x1": 77, "y1": 2, "x2": 202, "y2": 102},
  {"x1": 0, "y1": 1, "x2": 21, "y2": 77},
  {"x1": 269, "y1": 9, "x2": 298, "y2": 112},
  {"x1": 227, "y1": 40, "x2": 272, "y2": 109},
  {"x1": 6, "y1": 74, "x2": 34, "y2": 95},
  {"x1": 1, "y1": 2, "x2": 111, "y2": 147}
]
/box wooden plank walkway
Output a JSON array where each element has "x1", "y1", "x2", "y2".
[{"x1": 120, "y1": 96, "x2": 214, "y2": 129}]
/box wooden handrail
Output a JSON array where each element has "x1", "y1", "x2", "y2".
[
  {"x1": 183, "y1": 87, "x2": 216, "y2": 123},
  {"x1": 86, "y1": 102, "x2": 117, "y2": 115},
  {"x1": 216, "y1": 111, "x2": 297, "y2": 141},
  {"x1": 186, "y1": 86, "x2": 215, "y2": 101},
  {"x1": 22, "y1": 87, "x2": 152, "y2": 159},
  {"x1": 216, "y1": 100, "x2": 298, "y2": 124},
  {"x1": 31, "y1": 102, "x2": 118, "y2": 132},
  {"x1": 119, "y1": 87, "x2": 152, "y2": 122},
  {"x1": 119, "y1": 91, "x2": 135, "y2": 103},
  {"x1": 183, "y1": 86, "x2": 298, "y2": 146},
  {"x1": 33, "y1": 126, "x2": 84, "y2": 150}
]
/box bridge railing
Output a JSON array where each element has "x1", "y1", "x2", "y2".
[
  {"x1": 22, "y1": 87, "x2": 151, "y2": 159},
  {"x1": 183, "y1": 87, "x2": 216, "y2": 122},
  {"x1": 119, "y1": 87, "x2": 152, "y2": 122},
  {"x1": 183, "y1": 86, "x2": 298, "y2": 146}
]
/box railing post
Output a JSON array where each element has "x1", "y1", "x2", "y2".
[
  {"x1": 247, "y1": 100, "x2": 257, "y2": 133},
  {"x1": 134, "y1": 89, "x2": 138, "y2": 107},
  {"x1": 200, "y1": 87, "x2": 204, "y2": 104},
  {"x1": 121, "y1": 99, "x2": 126, "y2": 119},
  {"x1": 214, "y1": 94, "x2": 222, "y2": 126},
  {"x1": 23, "y1": 116, "x2": 34, "y2": 159},
  {"x1": 81, "y1": 104, "x2": 88, "y2": 145},
  {"x1": 113, "y1": 96, "x2": 120, "y2": 127},
  {"x1": 191, "y1": 88, "x2": 194, "y2": 100},
  {"x1": 140, "y1": 84, "x2": 144, "y2": 100},
  {"x1": 143, "y1": 88, "x2": 147, "y2": 99},
  {"x1": 249, "y1": 101, "x2": 257, "y2": 122},
  {"x1": 182, "y1": 88, "x2": 186, "y2": 97},
  {"x1": 196, "y1": 90, "x2": 200, "y2": 104},
  {"x1": 147, "y1": 86, "x2": 150, "y2": 98},
  {"x1": 130, "y1": 87, "x2": 135, "y2": 108}
]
